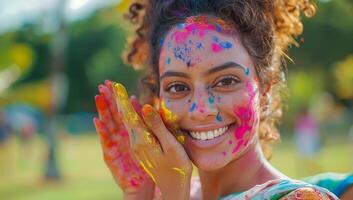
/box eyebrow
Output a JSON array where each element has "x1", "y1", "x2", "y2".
[
  {"x1": 204, "y1": 61, "x2": 245, "y2": 76},
  {"x1": 159, "y1": 61, "x2": 246, "y2": 80},
  {"x1": 160, "y1": 71, "x2": 190, "y2": 80}
]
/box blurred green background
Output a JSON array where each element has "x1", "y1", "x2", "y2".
[{"x1": 0, "y1": 0, "x2": 352, "y2": 199}]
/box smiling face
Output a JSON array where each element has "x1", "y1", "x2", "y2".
[{"x1": 158, "y1": 16, "x2": 262, "y2": 171}]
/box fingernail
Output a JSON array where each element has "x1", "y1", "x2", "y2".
[
  {"x1": 113, "y1": 83, "x2": 128, "y2": 99},
  {"x1": 142, "y1": 104, "x2": 155, "y2": 119},
  {"x1": 105, "y1": 79, "x2": 111, "y2": 87}
]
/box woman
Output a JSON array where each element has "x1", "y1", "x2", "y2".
[{"x1": 94, "y1": 0, "x2": 338, "y2": 199}]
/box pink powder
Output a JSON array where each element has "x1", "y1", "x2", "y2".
[
  {"x1": 172, "y1": 21, "x2": 216, "y2": 44},
  {"x1": 222, "y1": 151, "x2": 227, "y2": 156},
  {"x1": 231, "y1": 81, "x2": 258, "y2": 154},
  {"x1": 212, "y1": 43, "x2": 222, "y2": 52}
]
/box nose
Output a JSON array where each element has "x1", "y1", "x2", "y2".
[{"x1": 188, "y1": 89, "x2": 218, "y2": 121}]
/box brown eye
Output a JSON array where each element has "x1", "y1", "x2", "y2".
[
  {"x1": 166, "y1": 83, "x2": 190, "y2": 93},
  {"x1": 214, "y1": 76, "x2": 240, "y2": 88}
]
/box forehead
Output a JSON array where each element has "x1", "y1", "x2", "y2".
[{"x1": 159, "y1": 15, "x2": 252, "y2": 74}]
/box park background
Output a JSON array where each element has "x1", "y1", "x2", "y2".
[{"x1": 0, "y1": 0, "x2": 352, "y2": 199}]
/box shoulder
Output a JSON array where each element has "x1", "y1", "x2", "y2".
[{"x1": 279, "y1": 187, "x2": 333, "y2": 200}]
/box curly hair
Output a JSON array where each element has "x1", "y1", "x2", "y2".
[{"x1": 123, "y1": 0, "x2": 316, "y2": 159}]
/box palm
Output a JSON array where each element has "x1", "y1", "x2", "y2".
[{"x1": 94, "y1": 80, "x2": 152, "y2": 190}]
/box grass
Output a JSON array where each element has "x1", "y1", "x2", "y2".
[{"x1": 0, "y1": 133, "x2": 352, "y2": 200}]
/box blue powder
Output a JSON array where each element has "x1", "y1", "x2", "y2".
[
  {"x1": 176, "y1": 23, "x2": 185, "y2": 29},
  {"x1": 208, "y1": 97, "x2": 214, "y2": 104},
  {"x1": 166, "y1": 57, "x2": 171, "y2": 64},
  {"x1": 215, "y1": 25, "x2": 222, "y2": 32},
  {"x1": 245, "y1": 68, "x2": 250, "y2": 76},
  {"x1": 159, "y1": 38, "x2": 164, "y2": 47},
  {"x1": 189, "y1": 102, "x2": 196, "y2": 112},
  {"x1": 216, "y1": 113, "x2": 222, "y2": 122},
  {"x1": 220, "y1": 41, "x2": 232, "y2": 49},
  {"x1": 196, "y1": 42, "x2": 203, "y2": 49},
  {"x1": 173, "y1": 44, "x2": 193, "y2": 67},
  {"x1": 212, "y1": 36, "x2": 219, "y2": 42}
]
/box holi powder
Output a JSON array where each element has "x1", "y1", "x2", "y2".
[
  {"x1": 216, "y1": 112, "x2": 222, "y2": 122},
  {"x1": 211, "y1": 36, "x2": 233, "y2": 53},
  {"x1": 113, "y1": 83, "x2": 140, "y2": 126},
  {"x1": 231, "y1": 81, "x2": 257, "y2": 154},
  {"x1": 173, "y1": 43, "x2": 201, "y2": 67},
  {"x1": 189, "y1": 102, "x2": 197, "y2": 112},
  {"x1": 159, "y1": 99, "x2": 185, "y2": 144},
  {"x1": 212, "y1": 43, "x2": 223, "y2": 53},
  {"x1": 245, "y1": 68, "x2": 250, "y2": 76},
  {"x1": 170, "y1": 15, "x2": 235, "y2": 65}
]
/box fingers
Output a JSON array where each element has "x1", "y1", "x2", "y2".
[
  {"x1": 141, "y1": 104, "x2": 179, "y2": 152},
  {"x1": 130, "y1": 95, "x2": 142, "y2": 118},
  {"x1": 93, "y1": 117, "x2": 112, "y2": 147},
  {"x1": 95, "y1": 95, "x2": 117, "y2": 135},
  {"x1": 98, "y1": 83, "x2": 122, "y2": 127},
  {"x1": 112, "y1": 82, "x2": 149, "y2": 148}
]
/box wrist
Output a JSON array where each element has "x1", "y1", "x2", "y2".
[
  {"x1": 123, "y1": 181, "x2": 156, "y2": 200},
  {"x1": 160, "y1": 176, "x2": 191, "y2": 200}
]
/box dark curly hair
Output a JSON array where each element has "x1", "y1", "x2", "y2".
[{"x1": 123, "y1": 0, "x2": 316, "y2": 159}]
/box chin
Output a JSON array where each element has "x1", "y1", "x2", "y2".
[
  {"x1": 191, "y1": 154, "x2": 231, "y2": 171},
  {"x1": 182, "y1": 122, "x2": 238, "y2": 171}
]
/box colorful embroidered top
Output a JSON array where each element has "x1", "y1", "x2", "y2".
[
  {"x1": 219, "y1": 179, "x2": 338, "y2": 200},
  {"x1": 303, "y1": 172, "x2": 353, "y2": 197}
]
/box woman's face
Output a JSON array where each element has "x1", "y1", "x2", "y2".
[{"x1": 158, "y1": 16, "x2": 262, "y2": 171}]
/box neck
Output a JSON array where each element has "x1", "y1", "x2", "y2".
[{"x1": 197, "y1": 142, "x2": 287, "y2": 199}]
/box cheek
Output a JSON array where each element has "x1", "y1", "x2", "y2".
[
  {"x1": 159, "y1": 95, "x2": 189, "y2": 122},
  {"x1": 229, "y1": 82, "x2": 260, "y2": 154}
]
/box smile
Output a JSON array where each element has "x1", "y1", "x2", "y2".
[{"x1": 188, "y1": 125, "x2": 230, "y2": 141}]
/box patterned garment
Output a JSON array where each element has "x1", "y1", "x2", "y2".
[
  {"x1": 303, "y1": 172, "x2": 353, "y2": 197},
  {"x1": 219, "y1": 179, "x2": 339, "y2": 200}
]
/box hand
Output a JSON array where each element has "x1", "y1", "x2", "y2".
[
  {"x1": 113, "y1": 82, "x2": 192, "y2": 200},
  {"x1": 94, "y1": 80, "x2": 155, "y2": 199}
]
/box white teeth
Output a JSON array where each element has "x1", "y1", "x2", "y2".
[
  {"x1": 189, "y1": 125, "x2": 230, "y2": 141},
  {"x1": 207, "y1": 131, "x2": 214, "y2": 140},
  {"x1": 200, "y1": 132, "x2": 207, "y2": 140}
]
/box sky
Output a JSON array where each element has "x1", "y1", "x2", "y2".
[{"x1": 0, "y1": 0, "x2": 120, "y2": 33}]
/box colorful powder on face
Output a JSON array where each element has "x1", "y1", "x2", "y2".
[
  {"x1": 196, "y1": 42, "x2": 203, "y2": 49},
  {"x1": 212, "y1": 43, "x2": 223, "y2": 52},
  {"x1": 215, "y1": 24, "x2": 222, "y2": 32},
  {"x1": 160, "y1": 38, "x2": 164, "y2": 47},
  {"x1": 216, "y1": 112, "x2": 222, "y2": 122},
  {"x1": 220, "y1": 41, "x2": 232, "y2": 49},
  {"x1": 189, "y1": 102, "x2": 197, "y2": 112},
  {"x1": 245, "y1": 68, "x2": 250, "y2": 76},
  {"x1": 173, "y1": 43, "x2": 200, "y2": 67},
  {"x1": 228, "y1": 140, "x2": 233, "y2": 144},
  {"x1": 159, "y1": 99, "x2": 185, "y2": 144},
  {"x1": 222, "y1": 151, "x2": 227, "y2": 156},
  {"x1": 231, "y1": 81, "x2": 258, "y2": 154},
  {"x1": 208, "y1": 97, "x2": 214, "y2": 104},
  {"x1": 166, "y1": 57, "x2": 171, "y2": 65}
]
